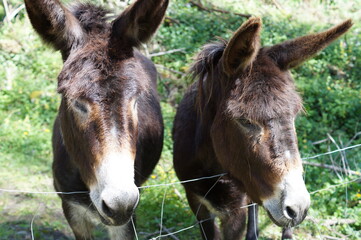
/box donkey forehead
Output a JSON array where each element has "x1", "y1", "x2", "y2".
[
  {"x1": 227, "y1": 54, "x2": 303, "y2": 122},
  {"x1": 58, "y1": 44, "x2": 146, "y2": 99}
]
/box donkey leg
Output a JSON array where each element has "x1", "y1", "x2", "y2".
[
  {"x1": 108, "y1": 222, "x2": 134, "y2": 240},
  {"x1": 282, "y1": 227, "x2": 293, "y2": 239},
  {"x1": 62, "y1": 201, "x2": 95, "y2": 240},
  {"x1": 186, "y1": 190, "x2": 221, "y2": 240},
  {"x1": 219, "y1": 206, "x2": 247, "y2": 240},
  {"x1": 245, "y1": 204, "x2": 259, "y2": 240}
]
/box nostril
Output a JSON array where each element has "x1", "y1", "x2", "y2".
[
  {"x1": 285, "y1": 206, "x2": 297, "y2": 220},
  {"x1": 102, "y1": 200, "x2": 114, "y2": 218}
]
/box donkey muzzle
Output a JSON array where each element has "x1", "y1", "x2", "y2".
[
  {"x1": 98, "y1": 186, "x2": 140, "y2": 226},
  {"x1": 263, "y1": 168, "x2": 311, "y2": 227},
  {"x1": 90, "y1": 151, "x2": 140, "y2": 226}
]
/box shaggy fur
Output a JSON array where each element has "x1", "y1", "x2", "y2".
[
  {"x1": 25, "y1": 1, "x2": 168, "y2": 239},
  {"x1": 173, "y1": 17, "x2": 352, "y2": 240}
]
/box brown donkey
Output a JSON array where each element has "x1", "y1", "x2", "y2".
[
  {"x1": 173, "y1": 17, "x2": 352, "y2": 240},
  {"x1": 25, "y1": 0, "x2": 168, "y2": 239}
]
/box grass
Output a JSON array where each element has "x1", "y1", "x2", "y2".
[{"x1": 0, "y1": 0, "x2": 360, "y2": 239}]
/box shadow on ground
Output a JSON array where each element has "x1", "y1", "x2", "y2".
[
  {"x1": 0, "y1": 221, "x2": 70, "y2": 240},
  {"x1": 0, "y1": 220, "x2": 115, "y2": 240}
]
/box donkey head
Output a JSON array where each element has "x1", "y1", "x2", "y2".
[
  {"x1": 210, "y1": 18, "x2": 352, "y2": 227},
  {"x1": 25, "y1": 0, "x2": 168, "y2": 226}
]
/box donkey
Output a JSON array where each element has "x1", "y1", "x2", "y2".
[
  {"x1": 173, "y1": 17, "x2": 352, "y2": 240},
  {"x1": 25, "y1": 0, "x2": 168, "y2": 239}
]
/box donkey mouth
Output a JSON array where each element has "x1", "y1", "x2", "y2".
[
  {"x1": 265, "y1": 207, "x2": 308, "y2": 227},
  {"x1": 97, "y1": 210, "x2": 134, "y2": 226},
  {"x1": 265, "y1": 209, "x2": 293, "y2": 227}
]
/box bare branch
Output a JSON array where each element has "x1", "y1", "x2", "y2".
[
  {"x1": 270, "y1": 0, "x2": 285, "y2": 12},
  {"x1": 322, "y1": 235, "x2": 345, "y2": 240},
  {"x1": 303, "y1": 161, "x2": 361, "y2": 177},
  {"x1": 189, "y1": 0, "x2": 251, "y2": 18},
  {"x1": 155, "y1": 64, "x2": 186, "y2": 77},
  {"x1": 312, "y1": 138, "x2": 328, "y2": 145},
  {"x1": 2, "y1": 0, "x2": 11, "y2": 24},
  {"x1": 165, "y1": 16, "x2": 180, "y2": 25},
  {"x1": 324, "y1": 218, "x2": 356, "y2": 226},
  {"x1": 346, "y1": 131, "x2": 361, "y2": 147},
  {"x1": 327, "y1": 133, "x2": 350, "y2": 177},
  {"x1": 8, "y1": 4, "x2": 25, "y2": 22},
  {"x1": 306, "y1": 216, "x2": 356, "y2": 240},
  {"x1": 150, "y1": 48, "x2": 186, "y2": 57}
]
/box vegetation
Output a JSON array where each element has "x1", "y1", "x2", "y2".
[{"x1": 0, "y1": 0, "x2": 360, "y2": 239}]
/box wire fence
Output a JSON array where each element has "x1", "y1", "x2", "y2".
[{"x1": 0, "y1": 143, "x2": 360, "y2": 240}]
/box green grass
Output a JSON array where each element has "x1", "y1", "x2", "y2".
[{"x1": 1, "y1": 0, "x2": 360, "y2": 239}]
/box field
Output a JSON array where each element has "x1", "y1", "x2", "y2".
[{"x1": 0, "y1": 0, "x2": 360, "y2": 239}]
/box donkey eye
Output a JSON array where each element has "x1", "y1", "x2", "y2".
[
  {"x1": 238, "y1": 118, "x2": 253, "y2": 127},
  {"x1": 74, "y1": 100, "x2": 88, "y2": 113}
]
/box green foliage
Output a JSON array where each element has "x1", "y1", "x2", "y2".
[{"x1": 0, "y1": 0, "x2": 360, "y2": 239}]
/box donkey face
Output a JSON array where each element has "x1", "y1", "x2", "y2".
[
  {"x1": 25, "y1": 0, "x2": 168, "y2": 226},
  {"x1": 211, "y1": 18, "x2": 352, "y2": 227},
  {"x1": 58, "y1": 47, "x2": 144, "y2": 225}
]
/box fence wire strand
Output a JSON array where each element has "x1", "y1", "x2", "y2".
[
  {"x1": 0, "y1": 189, "x2": 89, "y2": 195},
  {"x1": 30, "y1": 204, "x2": 42, "y2": 240},
  {"x1": 131, "y1": 216, "x2": 139, "y2": 240},
  {"x1": 310, "y1": 177, "x2": 361, "y2": 195},
  {"x1": 0, "y1": 143, "x2": 360, "y2": 195},
  {"x1": 301, "y1": 143, "x2": 361, "y2": 160},
  {"x1": 0, "y1": 143, "x2": 360, "y2": 239}
]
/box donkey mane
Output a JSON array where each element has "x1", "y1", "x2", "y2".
[
  {"x1": 190, "y1": 40, "x2": 226, "y2": 82},
  {"x1": 189, "y1": 40, "x2": 226, "y2": 116},
  {"x1": 70, "y1": 3, "x2": 112, "y2": 34}
]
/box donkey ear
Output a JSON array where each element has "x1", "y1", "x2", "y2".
[
  {"x1": 25, "y1": 0, "x2": 85, "y2": 55},
  {"x1": 266, "y1": 19, "x2": 353, "y2": 70},
  {"x1": 223, "y1": 17, "x2": 262, "y2": 76},
  {"x1": 109, "y1": 0, "x2": 169, "y2": 56}
]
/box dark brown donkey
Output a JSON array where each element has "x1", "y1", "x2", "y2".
[
  {"x1": 173, "y1": 17, "x2": 352, "y2": 240},
  {"x1": 25, "y1": 0, "x2": 168, "y2": 239}
]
